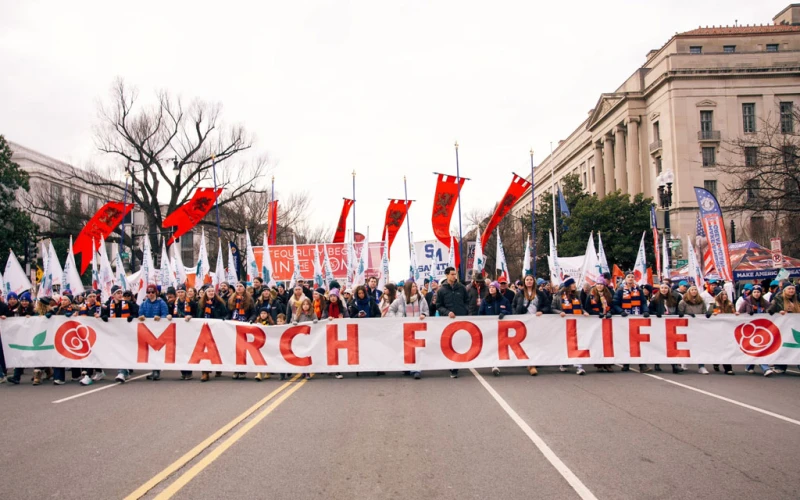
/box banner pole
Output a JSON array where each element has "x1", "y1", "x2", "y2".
[
  {"x1": 530, "y1": 149, "x2": 536, "y2": 278},
  {"x1": 404, "y1": 176, "x2": 413, "y2": 263},
  {"x1": 352, "y1": 171, "x2": 356, "y2": 237},
  {"x1": 211, "y1": 155, "x2": 222, "y2": 239},
  {"x1": 550, "y1": 141, "x2": 558, "y2": 248},
  {"x1": 455, "y1": 141, "x2": 465, "y2": 281}
]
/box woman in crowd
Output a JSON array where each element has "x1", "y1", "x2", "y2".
[
  {"x1": 252, "y1": 308, "x2": 273, "y2": 381},
  {"x1": 513, "y1": 274, "x2": 545, "y2": 376},
  {"x1": 379, "y1": 283, "x2": 397, "y2": 317},
  {"x1": 186, "y1": 286, "x2": 198, "y2": 305},
  {"x1": 386, "y1": 281, "x2": 428, "y2": 379},
  {"x1": 679, "y1": 285, "x2": 712, "y2": 374},
  {"x1": 194, "y1": 286, "x2": 228, "y2": 382},
  {"x1": 552, "y1": 277, "x2": 588, "y2": 376},
  {"x1": 172, "y1": 285, "x2": 196, "y2": 380},
  {"x1": 254, "y1": 288, "x2": 273, "y2": 321},
  {"x1": 312, "y1": 288, "x2": 328, "y2": 321},
  {"x1": 286, "y1": 284, "x2": 306, "y2": 318},
  {"x1": 584, "y1": 277, "x2": 615, "y2": 372},
  {"x1": 769, "y1": 283, "x2": 798, "y2": 374},
  {"x1": 291, "y1": 297, "x2": 316, "y2": 380},
  {"x1": 4, "y1": 292, "x2": 41, "y2": 385},
  {"x1": 228, "y1": 282, "x2": 255, "y2": 323},
  {"x1": 737, "y1": 285, "x2": 774, "y2": 376},
  {"x1": 648, "y1": 283, "x2": 684, "y2": 373},
  {"x1": 349, "y1": 285, "x2": 381, "y2": 319},
  {"x1": 709, "y1": 291, "x2": 737, "y2": 375},
  {"x1": 479, "y1": 281, "x2": 511, "y2": 376},
  {"x1": 325, "y1": 288, "x2": 349, "y2": 320},
  {"x1": 76, "y1": 290, "x2": 104, "y2": 385}
]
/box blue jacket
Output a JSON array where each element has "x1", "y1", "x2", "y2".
[
  {"x1": 478, "y1": 294, "x2": 511, "y2": 316},
  {"x1": 139, "y1": 297, "x2": 169, "y2": 318}
]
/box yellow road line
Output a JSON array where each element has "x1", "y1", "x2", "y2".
[
  {"x1": 124, "y1": 375, "x2": 302, "y2": 500},
  {"x1": 154, "y1": 377, "x2": 309, "y2": 499}
]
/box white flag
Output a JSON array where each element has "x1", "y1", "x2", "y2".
[
  {"x1": 245, "y1": 229, "x2": 258, "y2": 285},
  {"x1": 196, "y1": 228, "x2": 210, "y2": 286},
  {"x1": 495, "y1": 229, "x2": 509, "y2": 283},
  {"x1": 633, "y1": 232, "x2": 647, "y2": 286},
  {"x1": 597, "y1": 232, "x2": 610, "y2": 274},
  {"x1": 136, "y1": 235, "x2": 156, "y2": 304},
  {"x1": 114, "y1": 245, "x2": 127, "y2": 291},
  {"x1": 4, "y1": 249, "x2": 32, "y2": 294},
  {"x1": 686, "y1": 234, "x2": 705, "y2": 290},
  {"x1": 260, "y1": 232, "x2": 275, "y2": 288},
  {"x1": 48, "y1": 240, "x2": 63, "y2": 287},
  {"x1": 447, "y1": 236, "x2": 455, "y2": 271},
  {"x1": 160, "y1": 241, "x2": 177, "y2": 290},
  {"x1": 549, "y1": 231, "x2": 561, "y2": 287},
  {"x1": 578, "y1": 232, "x2": 601, "y2": 288},
  {"x1": 172, "y1": 241, "x2": 187, "y2": 287},
  {"x1": 63, "y1": 236, "x2": 85, "y2": 295},
  {"x1": 353, "y1": 233, "x2": 369, "y2": 287},
  {"x1": 473, "y1": 229, "x2": 485, "y2": 276},
  {"x1": 377, "y1": 231, "x2": 390, "y2": 291},
  {"x1": 522, "y1": 234, "x2": 532, "y2": 280},
  {"x1": 227, "y1": 242, "x2": 239, "y2": 285},
  {"x1": 346, "y1": 234, "x2": 356, "y2": 288},
  {"x1": 91, "y1": 238, "x2": 100, "y2": 290},
  {"x1": 662, "y1": 233, "x2": 671, "y2": 281},
  {"x1": 313, "y1": 244, "x2": 325, "y2": 290},
  {"x1": 290, "y1": 235, "x2": 303, "y2": 289},
  {"x1": 323, "y1": 243, "x2": 336, "y2": 288},
  {"x1": 213, "y1": 242, "x2": 225, "y2": 290},
  {"x1": 408, "y1": 241, "x2": 421, "y2": 283},
  {"x1": 98, "y1": 236, "x2": 115, "y2": 302}
]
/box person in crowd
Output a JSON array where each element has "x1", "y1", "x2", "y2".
[
  {"x1": 367, "y1": 276, "x2": 383, "y2": 302},
  {"x1": 325, "y1": 288, "x2": 349, "y2": 321},
  {"x1": 584, "y1": 277, "x2": 615, "y2": 373},
  {"x1": 552, "y1": 277, "x2": 588, "y2": 376},
  {"x1": 312, "y1": 287, "x2": 328, "y2": 321},
  {"x1": 251, "y1": 277, "x2": 264, "y2": 301},
  {"x1": 47, "y1": 295, "x2": 78, "y2": 385},
  {"x1": 228, "y1": 282, "x2": 255, "y2": 322},
  {"x1": 253, "y1": 288, "x2": 275, "y2": 325},
  {"x1": 612, "y1": 273, "x2": 652, "y2": 373},
  {"x1": 165, "y1": 287, "x2": 177, "y2": 313},
  {"x1": 436, "y1": 266, "x2": 470, "y2": 378},
  {"x1": 387, "y1": 281, "x2": 428, "y2": 382},
  {"x1": 252, "y1": 308, "x2": 272, "y2": 381},
  {"x1": 218, "y1": 282, "x2": 232, "y2": 304},
  {"x1": 172, "y1": 285, "x2": 196, "y2": 380},
  {"x1": 769, "y1": 283, "x2": 798, "y2": 374},
  {"x1": 292, "y1": 297, "x2": 317, "y2": 381},
  {"x1": 579, "y1": 281, "x2": 592, "y2": 309},
  {"x1": 498, "y1": 278, "x2": 515, "y2": 305},
  {"x1": 673, "y1": 280, "x2": 689, "y2": 298},
  {"x1": 193, "y1": 286, "x2": 228, "y2": 382},
  {"x1": 4, "y1": 292, "x2": 41, "y2": 385},
  {"x1": 425, "y1": 279, "x2": 439, "y2": 314},
  {"x1": 342, "y1": 288, "x2": 354, "y2": 309},
  {"x1": 269, "y1": 288, "x2": 285, "y2": 323},
  {"x1": 286, "y1": 284, "x2": 306, "y2": 318},
  {"x1": 379, "y1": 283, "x2": 397, "y2": 317},
  {"x1": 466, "y1": 272, "x2": 488, "y2": 316},
  {"x1": 186, "y1": 286, "x2": 198, "y2": 304},
  {"x1": 537, "y1": 278, "x2": 553, "y2": 311},
  {"x1": 274, "y1": 313, "x2": 291, "y2": 381},
  {"x1": 104, "y1": 289, "x2": 137, "y2": 391},
  {"x1": 765, "y1": 280, "x2": 780, "y2": 303},
  {"x1": 139, "y1": 284, "x2": 170, "y2": 381},
  {"x1": 76, "y1": 289, "x2": 104, "y2": 385},
  {"x1": 709, "y1": 291, "x2": 737, "y2": 375},
  {"x1": 513, "y1": 274, "x2": 547, "y2": 376},
  {"x1": 677, "y1": 285, "x2": 712, "y2": 374},
  {"x1": 479, "y1": 281, "x2": 511, "y2": 376},
  {"x1": 735, "y1": 283, "x2": 753, "y2": 311},
  {"x1": 349, "y1": 285, "x2": 382, "y2": 319},
  {"x1": 648, "y1": 283, "x2": 684, "y2": 373},
  {"x1": 737, "y1": 284, "x2": 774, "y2": 376},
  {"x1": 277, "y1": 283, "x2": 290, "y2": 304}
]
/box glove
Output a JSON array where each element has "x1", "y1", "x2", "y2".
[
  {"x1": 769, "y1": 310, "x2": 775, "y2": 315},
  {"x1": 749, "y1": 311, "x2": 754, "y2": 316},
  {"x1": 656, "y1": 313, "x2": 662, "y2": 318},
  {"x1": 689, "y1": 313, "x2": 696, "y2": 318},
  {"x1": 643, "y1": 311, "x2": 650, "y2": 318},
  {"x1": 166, "y1": 315, "x2": 173, "y2": 321},
  {"x1": 45, "y1": 312, "x2": 52, "y2": 319},
  {"x1": 138, "y1": 316, "x2": 146, "y2": 322},
  {"x1": 620, "y1": 311, "x2": 628, "y2": 317},
  {"x1": 678, "y1": 312, "x2": 684, "y2": 318},
  {"x1": 312, "y1": 318, "x2": 319, "y2": 324},
  {"x1": 101, "y1": 316, "x2": 109, "y2": 323},
  {"x1": 292, "y1": 321, "x2": 298, "y2": 326},
  {"x1": 65, "y1": 312, "x2": 74, "y2": 318},
  {"x1": 705, "y1": 311, "x2": 713, "y2": 318},
  {"x1": 127, "y1": 316, "x2": 134, "y2": 323},
  {"x1": 498, "y1": 313, "x2": 505, "y2": 320}
]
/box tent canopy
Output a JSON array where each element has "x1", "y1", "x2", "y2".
[{"x1": 676, "y1": 241, "x2": 800, "y2": 281}]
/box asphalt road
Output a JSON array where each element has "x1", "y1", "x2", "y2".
[{"x1": 2, "y1": 366, "x2": 799, "y2": 500}]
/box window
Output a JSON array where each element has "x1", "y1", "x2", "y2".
[
  {"x1": 181, "y1": 232, "x2": 194, "y2": 264},
  {"x1": 583, "y1": 172, "x2": 588, "y2": 188},
  {"x1": 700, "y1": 110, "x2": 713, "y2": 134},
  {"x1": 723, "y1": 45, "x2": 736, "y2": 53},
  {"x1": 704, "y1": 180, "x2": 717, "y2": 198},
  {"x1": 702, "y1": 147, "x2": 716, "y2": 167},
  {"x1": 87, "y1": 196, "x2": 98, "y2": 214},
  {"x1": 750, "y1": 216, "x2": 766, "y2": 244},
  {"x1": 742, "y1": 103, "x2": 756, "y2": 133},
  {"x1": 69, "y1": 190, "x2": 81, "y2": 210},
  {"x1": 766, "y1": 44, "x2": 779, "y2": 52},
  {"x1": 783, "y1": 145, "x2": 797, "y2": 166},
  {"x1": 591, "y1": 166, "x2": 595, "y2": 184},
  {"x1": 745, "y1": 147, "x2": 758, "y2": 167},
  {"x1": 653, "y1": 121, "x2": 660, "y2": 140},
  {"x1": 655, "y1": 156, "x2": 662, "y2": 175},
  {"x1": 746, "y1": 179, "x2": 760, "y2": 201},
  {"x1": 690, "y1": 46, "x2": 702, "y2": 54},
  {"x1": 51, "y1": 184, "x2": 62, "y2": 201},
  {"x1": 780, "y1": 102, "x2": 794, "y2": 133}
]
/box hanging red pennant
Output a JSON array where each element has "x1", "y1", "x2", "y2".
[
  {"x1": 162, "y1": 188, "x2": 224, "y2": 245},
  {"x1": 268, "y1": 200, "x2": 279, "y2": 245},
  {"x1": 431, "y1": 174, "x2": 465, "y2": 268},
  {"x1": 74, "y1": 201, "x2": 134, "y2": 274},
  {"x1": 332, "y1": 199, "x2": 354, "y2": 243},
  {"x1": 382, "y1": 200, "x2": 412, "y2": 259},
  {"x1": 480, "y1": 174, "x2": 532, "y2": 251}
]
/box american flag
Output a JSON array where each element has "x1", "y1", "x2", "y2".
[
  {"x1": 696, "y1": 212, "x2": 717, "y2": 276},
  {"x1": 695, "y1": 212, "x2": 704, "y2": 237}
]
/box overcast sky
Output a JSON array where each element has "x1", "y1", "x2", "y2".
[{"x1": 0, "y1": 0, "x2": 784, "y2": 277}]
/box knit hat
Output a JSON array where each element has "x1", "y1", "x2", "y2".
[
  {"x1": 6, "y1": 292, "x2": 18, "y2": 301},
  {"x1": 329, "y1": 288, "x2": 340, "y2": 298},
  {"x1": 752, "y1": 285, "x2": 763, "y2": 292},
  {"x1": 315, "y1": 287, "x2": 326, "y2": 296},
  {"x1": 770, "y1": 280, "x2": 780, "y2": 287},
  {"x1": 562, "y1": 277, "x2": 576, "y2": 288},
  {"x1": 595, "y1": 276, "x2": 607, "y2": 286},
  {"x1": 536, "y1": 278, "x2": 546, "y2": 286},
  {"x1": 19, "y1": 292, "x2": 31, "y2": 302},
  {"x1": 489, "y1": 281, "x2": 501, "y2": 290},
  {"x1": 146, "y1": 284, "x2": 158, "y2": 294},
  {"x1": 678, "y1": 280, "x2": 689, "y2": 287},
  {"x1": 259, "y1": 307, "x2": 270, "y2": 314},
  {"x1": 743, "y1": 283, "x2": 754, "y2": 291},
  {"x1": 111, "y1": 285, "x2": 122, "y2": 294},
  {"x1": 177, "y1": 284, "x2": 186, "y2": 292},
  {"x1": 166, "y1": 286, "x2": 177, "y2": 295},
  {"x1": 123, "y1": 290, "x2": 133, "y2": 297},
  {"x1": 329, "y1": 280, "x2": 341, "y2": 291}
]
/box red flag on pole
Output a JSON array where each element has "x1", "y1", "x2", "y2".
[
  {"x1": 268, "y1": 200, "x2": 279, "y2": 245},
  {"x1": 431, "y1": 174, "x2": 465, "y2": 268},
  {"x1": 74, "y1": 201, "x2": 134, "y2": 274},
  {"x1": 382, "y1": 200, "x2": 412, "y2": 259},
  {"x1": 480, "y1": 174, "x2": 532, "y2": 251},
  {"x1": 332, "y1": 199, "x2": 354, "y2": 243},
  {"x1": 162, "y1": 188, "x2": 224, "y2": 245}
]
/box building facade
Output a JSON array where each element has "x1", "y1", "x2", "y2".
[{"x1": 513, "y1": 4, "x2": 800, "y2": 267}]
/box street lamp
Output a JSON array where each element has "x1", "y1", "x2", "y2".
[{"x1": 656, "y1": 169, "x2": 674, "y2": 265}]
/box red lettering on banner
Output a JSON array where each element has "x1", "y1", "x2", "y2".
[
  {"x1": 566, "y1": 319, "x2": 590, "y2": 358},
  {"x1": 440, "y1": 321, "x2": 483, "y2": 362},
  {"x1": 628, "y1": 318, "x2": 651, "y2": 357},
  {"x1": 137, "y1": 323, "x2": 176, "y2": 363},
  {"x1": 280, "y1": 325, "x2": 312, "y2": 367},
  {"x1": 602, "y1": 319, "x2": 614, "y2": 357},
  {"x1": 326, "y1": 323, "x2": 360, "y2": 366},
  {"x1": 498, "y1": 321, "x2": 529, "y2": 360},
  {"x1": 188, "y1": 323, "x2": 223, "y2": 365},
  {"x1": 404, "y1": 323, "x2": 427, "y2": 364},
  {"x1": 666, "y1": 318, "x2": 690, "y2": 358},
  {"x1": 235, "y1": 325, "x2": 267, "y2": 366}
]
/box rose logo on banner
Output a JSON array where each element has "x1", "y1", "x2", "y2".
[
  {"x1": 54, "y1": 320, "x2": 97, "y2": 361},
  {"x1": 734, "y1": 319, "x2": 782, "y2": 357}
]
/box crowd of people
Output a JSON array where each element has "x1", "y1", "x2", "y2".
[{"x1": 0, "y1": 268, "x2": 798, "y2": 386}]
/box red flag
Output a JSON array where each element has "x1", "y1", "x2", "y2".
[
  {"x1": 647, "y1": 267, "x2": 654, "y2": 286},
  {"x1": 432, "y1": 174, "x2": 465, "y2": 268},
  {"x1": 703, "y1": 247, "x2": 715, "y2": 276},
  {"x1": 332, "y1": 199, "x2": 354, "y2": 244},
  {"x1": 268, "y1": 200, "x2": 279, "y2": 245},
  {"x1": 480, "y1": 174, "x2": 532, "y2": 251},
  {"x1": 162, "y1": 188, "x2": 224, "y2": 245},
  {"x1": 74, "y1": 202, "x2": 134, "y2": 274},
  {"x1": 382, "y1": 200, "x2": 412, "y2": 259},
  {"x1": 612, "y1": 264, "x2": 625, "y2": 286}
]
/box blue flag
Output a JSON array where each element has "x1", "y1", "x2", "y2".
[
  {"x1": 650, "y1": 205, "x2": 658, "y2": 229},
  {"x1": 557, "y1": 186, "x2": 570, "y2": 217}
]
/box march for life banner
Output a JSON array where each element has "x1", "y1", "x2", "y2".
[{"x1": 3, "y1": 315, "x2": 800, "y2": 373}]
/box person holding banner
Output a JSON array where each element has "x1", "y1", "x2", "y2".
[
  {"x1": 584, "y1": 277, "x2": 615, "y2": 373},
  {"x1": 551, "y1": 277, "x2": 588, "y2": 376},
  {"x1": 388, "y1": 281, "x2": 429, "y2": 380},
  {"x1": 4, "y1": 292, "x2": 41, "y2": 385},
  {"x1": 172, "y1": 285, "x2": 197, "y2": 380},
  {"x1": 349, "y1": 286, "x2": 381, "y2": 320},
  {"x1": 513, "y1": 274, "x2": 547, "y2": 377},
  {"x1": 194, "y1": 286, "x2": 229, "y2": 382},
  {"x1": 286, "y1": 284, "x2": 307, "y2": 319},
  {"x1": 436, "y1": 267, "x2": 470, "y2": 378},
  {"x1": 613, "y1": 273, "x2": 652, "y2": 373},
  {"x1": 324, "y1": 288, "x2": 350, "y2": 320},
  {"x1": 379, "y1": 284, "x2": 397, "y2": 317},
  {"x1": 76, "y1": 290, "x2": 105, "y2": 385},
  {"x1": 709, "y1": 291, "x2": 737, "y2": 375},
  {"x1": 677, "y1": 286, "x2": 713, "y2": 374},
  {"x1": 738, "y1": 285, "x2": 775, "y2": 376},
  {"x1": 648, "y1": 283, "x2": 684, "y2": 373},
  {"x1": 479, "y1": 281, "x2": 511, "y2": 377},
  {"x1": 769, "y1": 283, "x2": 798, "y2": 375}
]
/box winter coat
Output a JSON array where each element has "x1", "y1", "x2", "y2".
[
  {"x1": 677, "y1": 298, "x2": 711, "y2": 317},
  {"x1": 197, "y1": 297, "x2": 228, "y2": 319},
  {"x1": 139, "y1": 297, "x2": 169, "y2": 318},
  {"x1": 768, "y1": 293, "x2": 799, "y2": 314},
  {"x1": 478, "y1": 294, "x2": 511, "y2": 316},
  {"x1": 294, "y1": 311, "x2": 318, "y2": 323},
  {"x1": 227, "y1": 295, "x2": 255, "y2": 322},
  {"x1": 323, "y1": 299, "x2": 350, "y2": 320},
  {"x1": 436, "y1": 281, "x2": 470, "y2": 317},
  {"x1": 348, "y1": 296, "x2": 381, "y2": 319},
  {"x1": 425, "y1": 288, "x2": 439, "y2": 313},
  {"x1": 648, "y1": 292, "x2": 680, "y2": 316},
  {"x1": 285, "y1": 293, "x2": 307, "y2": 318},
  {"x1": 388, "y1": 294, "x2": 430, "y2": 318},
  {"x1": 737, "y1": 295, "x2": 770, "y2": 315},
  {"x1": 611, "y1": 284, "x2": 647, "y2": 315},
  {"x1": 173, "y1": 299, "x2": 197, "y2": 318},
  {"x1": 105, "y1": 299, "x2": 139, "y2": 318},
  {"x1": 466, "y1": 282, "x2": 488, "y2": 316}
]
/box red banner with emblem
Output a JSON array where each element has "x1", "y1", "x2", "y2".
[
  {"x1": 74, "y1": 201, "x2": 134, "y2": 274},
  {"x1": 382, "y1": 200, "x2": 412, "y2": 258},
  {"x1": 332, "y1": 199, "x2": 354, "y2": 244},
  {"x1": 431, "y1": 174, "x2": 465, "y2": 268},
  {"x1": 267, "y1": 200, "x2": 279, "y2": 245},
  {"x1": 480, "y1": 174, "x2": 532, "y2": 251},
  {"x1": 162, "y1": 188, "x2": 224, "y2": 246}
]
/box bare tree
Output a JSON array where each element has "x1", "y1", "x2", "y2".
[{"x1": 464, "y1": 206, "x2": 527, "y2": 282}]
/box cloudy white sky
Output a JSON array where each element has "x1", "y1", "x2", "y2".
[{"x1": 0, "y1": 0, "x2": 784, "y2": 276}]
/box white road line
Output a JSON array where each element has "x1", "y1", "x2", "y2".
[
  {"x1": 469, "y1": 368, "x2": 598, "y2": 500},
  {"x1": 52, "y1": 373, "x2": 150, "y2": 404}
]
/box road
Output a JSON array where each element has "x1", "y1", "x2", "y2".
[{"x1": 2, "y1": 366, "x2": 800, "y2": 499}]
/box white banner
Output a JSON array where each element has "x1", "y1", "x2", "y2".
[
  {"x1": 3, "y1": 315, "x2": 800, "y2": 372},
  {"x1": 414, "y1": 240, "x2": 476, "y2": 283}
]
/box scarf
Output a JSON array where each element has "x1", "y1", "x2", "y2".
[
  {"x1": 314, "y1": 298, "x2": 322, "y2": 319},
  {"x1": 233, "y1": 295, "x2": 245, "y2": 320},
  {"x1": 328, "y1": 300, "x2": 341, "y2": 319},
  {"x1": 110, "y1": 300, "x2": 130, "y2": 318},
  {"x1": 355, "y1": 296, "x2": 371, "y2": 317}
]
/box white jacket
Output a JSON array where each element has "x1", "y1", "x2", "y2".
[{"x1": 388, "y1": 294, "x2": 430, "y2": 318}]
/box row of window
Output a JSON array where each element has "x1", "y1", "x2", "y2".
[
  {"x1": 690, "y1": 44, "x2": 780, "y2": 54},
  {"x1": 50, "y1": 184, "x2": 102, "y2": 213},
  {"x1": 702, "y1": 144, "x2": 796, "y2": 168}
]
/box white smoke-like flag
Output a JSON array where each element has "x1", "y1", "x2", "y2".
[
  {"x1": 114, "y1": 245, "x2": 127, "y2": 291},
  {"x1": 353, "y1": 234, "x2": 369, "y2": 287},
  {"x1": 63, "y1": 236, "x2": 85, "y2": 295},
  {"x1": 313, "y1": 244, "x2": 324, "y2": 290},
  {"x1": 160, "y1": 241, "x2": 177, "y2": 290},
  {"x1": 172, "y1": 241, "x2": 187, "y2": 287},
  {"x1": 549, "y1": 231, "x2": 561, "y2": 287},
  {"x1": 495, "y1": 229, "x2": 509, "y2": 283},
  {"x1": 48, "y1": 240, "x2": 63, "y2": 287},
  {"x1": 227, "y1": 242, "x2": 239, "y2": 285},
  {"x1": 261, "y1": 232, "x2": 276, "y2": 288},
  {"x1": 136, "y1": 235, "x2": 156, "y2": 304},
  {"x1": 447, "y1": 236, "x2": 455, "y2": 271},
  {"x1": 408, "y1": 241, "x2": 421, "y2": 283},
  {"x1": 662, "y1": 233, "x2": 671, "y2": 281},
  {"x1": 578, "y1": 231, "x2": 600, "y2": 288},
  {"x1": 245, "y1": 229, "x2": 258, "y2": 285},
  {"x1": 686, "y1": 234, "x2": 705, "y2": 290},
  {"x1": 597, "y1": 232, "x2": 610, "y2": 274},
  {"x1": 98, "y1": 236, "x2": 115, "y2": 302},
  {"x1": 633, "y1": 232, "x2": 647, "y2": 286},
  {"x1": 377, "y1": 231, "x2": 390, "y2": 291},
  {"x1": 522, "y1": 234, "x2": 532, "y2": 279},
  {"x1": 5, "y1": 249, "x2": 32, "y2": 295},
  {"x1": 290, "y1": 235, "x2": 303, "y2": 289},
  {"x1": 323, "y1": 243, "x2": 335, "y2": 288},
  {"x1": 213, "y1": 242, "x2": 225, "y2": 290},
  {"x1": 473, "y1": 229, "x2": 485, "y2": 276}
]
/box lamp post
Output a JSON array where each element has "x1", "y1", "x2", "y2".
[
  {"x1": 656, "y1": 169, "x2": 675, "y2": 265},
  {"x1": 530, "y1": 148, "x2": 536, "y2": 278}
]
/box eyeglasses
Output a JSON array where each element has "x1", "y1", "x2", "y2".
[{"x1": 147, "y1": 291, "x2": 156, "y2": 295}]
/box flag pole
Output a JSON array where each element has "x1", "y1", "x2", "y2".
[
  {"x1": 211, "y1": 155, "x2": 222, "y2": 239},
  {"x1": 121, "y1": 170, "x2": 129, "y2": 266},
  {"x1": 268, "y1": 175, "x2": 275, "y2": 244},
  {"x1": 404, "y1": 176, "x2": 413, "y2": 263},
  {"x1": 550, "y1": 141, "x2": 557, "y2": 248},
  {"x1": 530, "y1": 148, "x2": 536, "y2": 278},
  {"x1": 352, "y1": 170, "x2": 357, "y2": 236},
  {"x1": 455, "y1": 141, "x2": 465, "y2": 281}
]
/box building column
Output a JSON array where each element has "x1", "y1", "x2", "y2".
[
  {"x1": 593, "y1": 141, "x2": 605, "y2": 199},
  {"x1": 626, "y1": 117, "x2": 641, "y2": 195},
  {"x1": 614, "y1": 125, "x2": 628, "y2": 195},
  {"x1": 603, "y1": 134, "x2": 615, "y2": 194}
]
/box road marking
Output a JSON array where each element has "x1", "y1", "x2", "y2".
[
  {"x1": 153, "y1": 377, "x2": 309, "y2": 499},
  {"x1": 469, "y1": 368, "x2": 598, "y2": 500},
  {"x1": 125, "y1": 375, "x2": 302, "y2": 500},
  {"x1": 52, "y1": 373, "x2": 150, "y2": 403}
]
